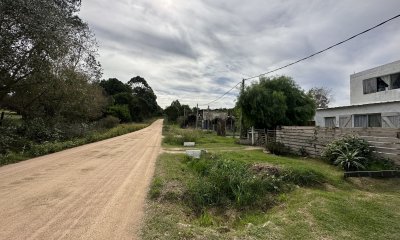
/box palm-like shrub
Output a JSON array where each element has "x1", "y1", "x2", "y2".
[
  {"x1": 333, "y1": 145, "x2": 366, "y2": 171},
  {"x1": 323, "y1": 135, "x2": 372, "y2": 171}
]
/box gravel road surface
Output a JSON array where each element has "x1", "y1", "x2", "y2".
[{"x1": 0, "y1": 119, "x2": 163, "y2": 240}]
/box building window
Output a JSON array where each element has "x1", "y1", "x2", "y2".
[
  {"x1": 354, "y1": 114, "x2": 382, "y2": 127},
  {"x1": 377, "y1": 77, "x2": 389, "y2": 92},
  {"x1": 363, "y1": 78, "x2": 377, "y2": 94},
  {"x1": 390, "y1": 73, "x2": 400, "y2": 89},
  {"x1": 324, "y1": 117, "x2": 336, "y2": 128},
  {"x1": 363, "y1": 74, "x2": 400, "y2": 94}
]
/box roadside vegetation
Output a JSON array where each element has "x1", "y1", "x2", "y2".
[
  {"x1": 0, "y1": 113, "x2": 153, "y2": 166},
  {"x1": 142, "y1": 126, "x2": 400, "y2": 240},
  {"x1": 162, "y1": 124, "x2": 243, "y2": 150}
]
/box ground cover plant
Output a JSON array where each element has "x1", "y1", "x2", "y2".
[{"x1": 142, "y1": 127, "x2": 400, "y2": 240}]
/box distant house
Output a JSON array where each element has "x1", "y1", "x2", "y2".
[{"x1": 315, "y1": 60, "x2": 400, "y2": 128}]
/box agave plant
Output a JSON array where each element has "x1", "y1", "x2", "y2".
[{"x1": 333, "y1": 145, "x2": 366, "y2": 171}]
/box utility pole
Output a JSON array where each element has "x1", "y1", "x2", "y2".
[
  {"x1": 196, "y1": 103, "x2": 199, "y2": 129},
  {"x1": 239, "y1": 79, "x2": 245, "y2": 138}
]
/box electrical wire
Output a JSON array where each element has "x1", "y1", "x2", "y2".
[
  {"x1": 202, "y1": 13, "x2": 400, "y2": 106},
  {"x1": 244, "y1": 13, "x2": 400, "y2": 81},
  {"x1": 201, "y1": 81, "x2": 241, "y2": 106}
]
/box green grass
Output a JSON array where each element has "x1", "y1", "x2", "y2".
[
  {"x1": 0, "y1": 122, "x2": 152, "y2": 166},
  {"x1": 162, "y1": 124, "x2": 245, "y2": 150},
  {"x1": 142, "y1": 150, "x2": 400, "y2": 240}
]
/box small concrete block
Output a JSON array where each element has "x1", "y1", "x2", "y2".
[
  {"x1": 186, "y1": 150, "x2": 202, "y2": 159},
  {"x1": 183, "y1": 142, "x2": 195, "y2": 147}
]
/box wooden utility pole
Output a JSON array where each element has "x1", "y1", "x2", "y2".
[{"x1": 239, "y1": 79, "x2": 245, "y2": 138}]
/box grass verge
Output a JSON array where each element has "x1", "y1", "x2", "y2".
[
  {"x1": 0, "y1": 122, "x2": 153, "y2": 166},
  {"x1": 162, "y1": 124, "x2": 244, "y2": 150},
  {"x1": 142, "y1": 150, "x2": 400, "y2": 239}
]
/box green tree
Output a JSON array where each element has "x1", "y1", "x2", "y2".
[
  {"x1": 99, "y1": 76, "x2": 161, "y2": 122},
  {"x1": 99, "y1": 78, "x2": 131, "y2": 96},
  {"x1": 164, "y1": 100, "x2": 182, "y2": 122},
  {"x1": 128, "y1": 76, "x2": 159, "y2": 120},
  {"x1": 0, "y1": 0, "x2": 100, "y2": 102},
  {"x1": 0, "y1": 0, "x2": 105, "y2": 122},
  {"x1": 237, "y1": 76, "x2": 315, "y2": 129}
]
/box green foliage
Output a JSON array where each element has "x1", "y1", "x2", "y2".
[
  {"x1": 164, "y1": 100, "x2": 182, "y2": 122},
  {"x1": 323, "y1": 135, "x2": 372, "y2": 170},
  {"x1": 237, "y1": 76, "x2": 316, "y2": 129},
  {"x1": 99, "y1": 78, "x2": 131, "y2": 96},
  {"x1": 22, "y1": 118, "x2": 63, "y2": 143},
  {"x1": 99, "y1": 77, "x2": 161, "y2": 122},
  {"x1": 186, "y1": 156, "x2": 283, "y2": 211},
  {"x1": 266, "y1": 141, "x2": 291, "y2": 156},
  {"x1": 1, "y1": 0, "x2": 105, "y2": 122},
  {"x1": 333, "y1": 146, "x2": 366, "y2": 171},
  {"x1": 95, "y1": 116, "x2": 120, "y2": 129},
  {"x1": 106, "y1": 105, "x2": 132, "y2": 122},
  {"x1": 0, "y1": 122, "x2": 150, "y2": 166}
]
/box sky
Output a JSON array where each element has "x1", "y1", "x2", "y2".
[{"x1": 79, "y1": 0, "x2": 400, "y2": 109}]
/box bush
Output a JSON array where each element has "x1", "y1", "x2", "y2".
[
  {"x1": 186, "y1": 156, "x2": 283, "y2": 211},
  {"x1": 266, "y1": 141, "x2": 291, "y2": 156},
  {"x1": 96, "y1": 116, "x2": 120, "y2": 129},
  {"x1": 106, "y1": 104, "x2": 132, "y2": 122},
  {"x1": 322, "y1": 135, "x2": 372, "y2": 170},
  {"x1": 22, "y1": 118, "x2": 63, "y2": 143},
  {"x1": 0, "y1": 124, "x2": 29, "y2": 155}
]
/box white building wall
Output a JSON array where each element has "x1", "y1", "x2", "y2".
[
  {"x1": 350, "y1": 60, "x2": 400, "y2": 105},
  {"x1": 315, "y1": 101, "x2": 400, "y2": 128}
]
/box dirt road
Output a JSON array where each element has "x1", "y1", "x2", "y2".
[{"x1": 0, "y1": 119, "x2": 163, "y2": 240}]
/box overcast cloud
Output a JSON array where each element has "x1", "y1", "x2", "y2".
[{"x1": 79, "y1": 0, "x2": 400, "y2": 108}]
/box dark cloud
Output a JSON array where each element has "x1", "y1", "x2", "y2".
[{"x1": 80, "y1": 0, "x2": 400, "y2": 108}]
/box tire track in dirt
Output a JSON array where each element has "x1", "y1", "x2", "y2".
[{"x1": 0, "y1": 119, "x2": 163, "y2": 240}]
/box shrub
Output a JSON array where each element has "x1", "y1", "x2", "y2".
[
  {"x1": 333, "y1": 146, "x2": 366, "y2": 171},
  {"x1": 96, "y1": 116, "x2": 120, "y2": 129},
  {"x1": 22, "y1": 118, "x2": 63, "y2": 143},
  {"x1": 266, "y1": 141, "x2": 291, "y2": 156},
  {"x1": 186, "y1": 156, "x2": 283, "y2": 211},
  {"x1": 106, "y1": 104, "x2": 132, "y2": 122},
  {"x1": 322, "y1": 135, "x2": 372, "y2": 170}
]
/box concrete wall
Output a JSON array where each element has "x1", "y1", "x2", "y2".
[
  {"x1": 350, "y1": 60, "x2": 400, "y2": 105},
  {"x1": 315, "y1": 101, "x2": 400, "y2": 127}
]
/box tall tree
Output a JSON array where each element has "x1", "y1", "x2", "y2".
[
  {"x1": 128, "y1": 76, "x2": 159, "y2": 119},
  {"x1": 0, "y1": 0, "x2": 104, "y2": 121},
  {"x1": 164, "y1": 100, "x2": 182, "y2": 122},
  {"x1": 307, "y1": 87, "x2": 332, "y2": 109},
  {"x1": 237, "y1": 76, "x2": 316, "y2": 129},
  {"x1": 0, "y1": 0, "x2": 100, "y2": 100}
]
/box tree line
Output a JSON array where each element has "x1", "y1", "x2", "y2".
[{"x1": 0, "y1": 0, "x2": 161, "y2": 156}]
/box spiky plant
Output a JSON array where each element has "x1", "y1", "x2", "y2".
[{"x1": 333, "y1": 145, "x2": 366, "y2": 171}]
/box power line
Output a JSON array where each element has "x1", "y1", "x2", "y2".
[
  {"x1": 200, "y1": 81, "x2": 241, "y2": 106},
  {"x1": 201, "y1": 13, "x2": 400, "y2": 106},
  {"x1": 244, "y1": 13, "x2": 400, "y2": 81}
]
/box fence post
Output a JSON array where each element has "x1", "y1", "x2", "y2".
[{"x1": 251, "y1": 126, "x2": 255, "y2": 145}]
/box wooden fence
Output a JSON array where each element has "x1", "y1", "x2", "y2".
[{"x1": 268, "y1": 126, "x2": 400, "y2": 164}]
